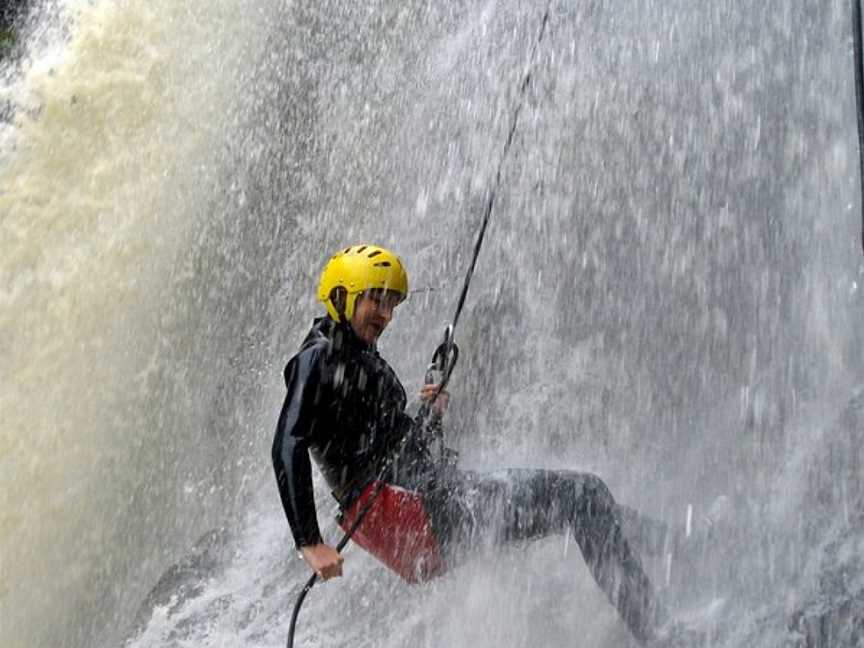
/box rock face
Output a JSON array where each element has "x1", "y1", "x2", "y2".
[
  {"x1": 128, "y1": 527, "x2": 233, "y2": 640},
  {"x1": 1, "y1": 0, "x2": 27, "y2": 31},
  {"x1": 787, "y1": 392, "x2": 864, "y2": 647},
  {"x1": 0, "y1": 0, "x2": 27, "y2": 58},
  {"x1": 789, "y1": 511, "x2": 864, "y2": 648}
]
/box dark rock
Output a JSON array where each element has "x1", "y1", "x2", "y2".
[
  {"x1": 1, "y1": 0, "x2": 28, "y2": 32},
  {"x1": 127, "y1": 527, "x2": 234, "y2": 639},
  {"x1": 787, "y1": 392, "x2": 864, "y2": 647}
]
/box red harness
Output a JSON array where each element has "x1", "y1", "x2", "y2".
[{"x1": 339, "y1": 481, "x2": 444, "y2": 584}]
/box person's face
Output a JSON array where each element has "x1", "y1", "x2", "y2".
[{"x1": 350, "y1": 289, "x2": 403, "y2": 345}]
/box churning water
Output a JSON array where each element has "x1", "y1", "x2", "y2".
[{"x1": 2, "y1": 1, "x2": 863, "y2": 647}]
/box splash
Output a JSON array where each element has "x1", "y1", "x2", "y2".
[{"x1": 1, "y1": 1, "x2": 278, "y2": 646}]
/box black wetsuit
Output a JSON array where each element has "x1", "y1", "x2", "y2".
[
  {"x1": 271, "y1": 317, "x2": 440, "y2": 546},
  {"x1": 272, "y1": 317, "x2": 665, "y2": 644}
]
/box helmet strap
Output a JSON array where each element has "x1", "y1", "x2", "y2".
[{"x1": 329, "y1": 287, "x2": 349, "y2": 324}]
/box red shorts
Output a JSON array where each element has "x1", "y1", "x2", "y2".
[{"x1": 339, "y1": 480, "x2": 444, "y2": 584}]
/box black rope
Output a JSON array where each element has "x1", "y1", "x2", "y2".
[
  {"x1": 853, "y1": 0, "x2": 864, "y2": 255},
  {"x1": 285, "y1": 484, "x2": 382, "y2": 647},
  {"x1": 285, "y1": 5, "x2": 552, "y2": 648},
  {"x1": 452, "y1": 9, "x2": 551, "y2": 332}
]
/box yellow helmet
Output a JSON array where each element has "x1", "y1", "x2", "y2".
[{"x1": 317, "y1": 244, "x2": 409, "y2": 321}]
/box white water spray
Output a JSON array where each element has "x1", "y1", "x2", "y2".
[
  {"x1": 1, "y1": 2, "x2": 279, "y2": 646},
  {"x1": 3, "y1": 2, "x2": 863, "y2": 648}
]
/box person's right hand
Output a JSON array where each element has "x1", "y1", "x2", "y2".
[
  {"x1": 419, "y1": 383, "x2": 449, "y2": 418},
  {"x1": 299, "y1": 543, "x2": 343, "y2": 580}
]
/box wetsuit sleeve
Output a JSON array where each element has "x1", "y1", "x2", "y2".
[{"x1": 271, "y1": 346, "x2": 328, "y2": 548}]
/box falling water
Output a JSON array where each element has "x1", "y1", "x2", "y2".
[{"x1": 2, "y1": 1, "x2": 862, "y2": 647}]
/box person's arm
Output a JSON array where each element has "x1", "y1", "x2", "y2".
[{"x1": 272, "y1": 345, "x2": 343, "y2": 579}]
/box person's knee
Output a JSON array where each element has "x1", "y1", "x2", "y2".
[
  {"x1": 580, "y1": 473, "x2": 616, "y2": 516},
  {"x1": 566, "y1": 473, "x2": 624, "y2": 557}
]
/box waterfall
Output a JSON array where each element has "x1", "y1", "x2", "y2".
[{"x1": 3, "y1": 1, "x2": 862, "y2": 647}]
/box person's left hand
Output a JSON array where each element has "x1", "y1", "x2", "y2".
[{"x1": 419, "y1": 384, "x2": 449, "y2": 418}]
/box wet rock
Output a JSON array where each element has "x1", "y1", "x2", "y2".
[
  {"x1": 128, "y1": 527, "x2": 233, "y2": 638},
  {"x1": 787, "y1": 391, "x2": 864, "y2": 647},
  {"x1": 1, "y1": 0, "x2": 27, "y2": 34},
  {"x1": 788, "y1": 507, "x2": 864, "y2": 648}
]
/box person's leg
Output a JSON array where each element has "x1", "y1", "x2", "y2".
[
  {"x1": 426, "y1": 469, "x2": 666, "y2": 645},
  {"x1": 617, "y1": 504, "x2": 671, "y2": 558}
]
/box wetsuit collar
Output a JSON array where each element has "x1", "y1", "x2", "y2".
[{"x1": 311, "y1": 316, "x2": 376, "y2": 353}]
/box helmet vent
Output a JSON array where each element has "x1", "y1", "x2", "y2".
[
  {"x1": 356, "y1": 245, "x2": 368, "y2": 253},
  {"x1": 374, "y1": 261, "x2": 391, "y2": 267},
  {"x1": 367, "y1": 250, "x2": 381, "y2": 258},
  {"x1": 343, "y1": 247, "x2": 351, "y2": 253}
]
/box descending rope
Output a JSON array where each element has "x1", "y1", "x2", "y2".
[
  {"x1": 852, "y1": 0, "x2": 864, "y2": 254},
  {"x1": 451, "y1": 9, "x2": 551, "y2": 333},
  {"x1": 285, "y1": 5, "x2": 552, "y2": 647}
]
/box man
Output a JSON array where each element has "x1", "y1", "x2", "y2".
[{"x1": 272, "y1": 244, "x2": 669, "y2": 644}]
